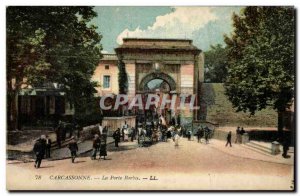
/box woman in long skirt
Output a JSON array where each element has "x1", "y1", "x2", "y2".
[
  {"x1": 100, "y1": 133, "x2": 107, "y2": 160},
  {"x1": 124, "y1": 128, "x2": 129, "y2": 141}
]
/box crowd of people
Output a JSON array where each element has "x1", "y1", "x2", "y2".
[
  {"x1": 34, "y1": 118, "x2": 246, "y2": 169},
  {"x1": 110, "y1": 117, "x2": 215, "y2": 149},
  {"x1": 33, "y1": 116, "x2": 218, "y2": 169},
  {"x1": 32, "y1": 117, "x2": 291, "y2": 169},
  {"x1": 194, "y1": 126, "x2": 212, "y2": 144},
  {"x1": 235, "y1": 126, "x2": 246, "y2": 144}
]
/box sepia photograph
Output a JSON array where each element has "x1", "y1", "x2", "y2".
[{"x1": 5, "y1": 5, "x2": 295, "y2": 191}]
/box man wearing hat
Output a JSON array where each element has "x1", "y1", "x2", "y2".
[
  {"x1": 45, "y1": 135, "x2": 52, "y2": 158},
  {"x1": 100, "y1": 131, "x2": 108, "y2": 160},
  {"x1": 91, "y1": 134, "x2": 101, "y2": 160},
  {"x1": 113, "y1": 129, "x2": 121, "y2": 147},
  {"x1": 235, "y1": 126, "x2": 241, "y2": 144},
  {"x1": 33, "y1": 135, "x2": 46, "y2": 168}
]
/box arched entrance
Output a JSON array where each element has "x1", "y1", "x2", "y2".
[
  {"x1": 138, "y1": 72, "x2": 177, "y2": 92},
  {"x1": 137, "y1": 72, "x2": 177, "y2": 124}
]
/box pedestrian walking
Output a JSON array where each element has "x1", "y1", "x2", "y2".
[
  {"x1": 173, "y1": 132, "x2": 180, "y2": 148},
  {"x1": 176, "y1": 125, "x2": 182, "y2": 136},
  {"x1": 204, "y1": 127, "x2": 210, "y2": 144},
  {"x1": 113, "y1": 128, "x2": 121, "y2": 147},
  {"x1": 166, "y1": 127, "x2": 172, "y2": 140},
  {"x1": 159, "y1": 115, "x2": 167, "y2": 127},
  {"x1": 68, "y1": 136, "x2": 78, "y2": 163},
  {"x1": 33, "y1": 135, "x2": 46, "y2": 169},
  {"x1": 171, "y1": 116, "x2": 176, "y2": 126},
  {"x1": 225, "y1": 131, "x2": 232, "y2": 147},
  {"x1": 91, "y1": 134, "x2": 101, "y2": 160},
  {"x1": 122, "y1": 121, "x2": 128, "y2": 142},
  {"x1": 45, "y1": 135, "x2": 52, "y2": 158},
  {"x1": 124, "y1": 128, "x2": 129, "y2": 142},
  {"x1": 130, "y1": 127, "x2": 136, "y2": 142},
  {"x1": 196, "y1": 126, "x2": 204, "y2": 143},
  {"x1": 235, "y1": 126, "x2": 241, "y2": 144},
  {"x1": 160, "y1": 128, "x2": 165, "y2": 142},
  {"x1": 100, "y1": 132, "x2": 107, "y2": 160},
  {"x1": 187, "y1": 130, "x2": 192, "y2": 141},
  {"x1": 98, "y1": 123, "x2": 103, "y2": 135}
]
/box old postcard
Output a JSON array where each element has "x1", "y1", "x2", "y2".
[{"x1": 6, "y1": 6, "x2": 295, "y2": 191}]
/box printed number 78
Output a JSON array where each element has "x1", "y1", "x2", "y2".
[{"x1": 35, "y1": 175, "x2": 41, "y2": 180}]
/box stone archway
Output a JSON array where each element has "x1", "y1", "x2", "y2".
[
  {"x1": 137, "y1": 72, "x2": 177, "y2": 125},
  {"x1": 138, "y1": 72, "x2": 177, "y2": 92}
]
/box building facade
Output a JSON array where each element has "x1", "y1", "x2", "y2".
[
  {"x1": 18, "y1": 83, "x2": 74, "y2": 128},
  {"x1": 92, "y1": 54, "x2": 119, "y2": 97}
]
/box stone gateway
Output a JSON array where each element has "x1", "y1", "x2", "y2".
[{"x1": 114, "y1": 38, "x2": 204, "y2": 126}]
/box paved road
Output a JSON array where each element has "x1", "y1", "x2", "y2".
[{"x1": 7, "y1": 138, "x2": 294, "y2": 191}]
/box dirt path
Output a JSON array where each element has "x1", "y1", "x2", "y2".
[{"x1": 7, "y1": 138, "x2": 294, "y2": 191}]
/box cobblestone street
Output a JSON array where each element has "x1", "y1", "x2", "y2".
[{"x1": 7, "y1": 137, "x2": 294, "y2": 190}]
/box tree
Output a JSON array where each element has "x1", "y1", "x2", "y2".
[
  {"x1": 204, "y1": 44, "x2": 228, "y2": 83},
  {"x1": 118, "y1": 59, "x2": 128, "y2": 95},
  {"x1": 7, "y1": 7, "x2": 51, "y2": 129},
  {"x1": 224, "y1": 7, "x2": 295, "y2": 137},
  {"x1": 7, "y1": 6, "x2": 102, "y2": 130},
  {"x1": 117, "y1": 58, "x2": 129, "y2": 116}
]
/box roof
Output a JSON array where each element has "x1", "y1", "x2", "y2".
[
  {"x1": 115, "y1": 38, "x2": 201, "y2": 53},
  {"x1": 19, "y1": 88, "x2": 65, "y2": 96},
  {"x1": 122, "y1": 38, "x2": 193, "y2": 43},
  {"x1": 101, "y1": 54, "x2": 118, "y2": 61},
  {"x1": 18, "y1": 82, "x2": 65, "y2": 96}
]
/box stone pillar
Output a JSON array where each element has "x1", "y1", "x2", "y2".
[
  {"x1": 180, "y1": 63, "x2": 194, "y2": 131},
  {"x1": 198, "y1": 52, "x2": 204, "y2": 83},
  {"x1": 125, "y1": 62, "x2": 136, "y2": 101},
  {"x1": 193, "y1": 52, "x2": 204, "y2": 121},
  {"x1": 271, "y1": 141, "x2": 281, "y2": 155}
]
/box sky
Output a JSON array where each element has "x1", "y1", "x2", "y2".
[{"x1": 91, "y1": 6, "x2": 243, "y2": 53}]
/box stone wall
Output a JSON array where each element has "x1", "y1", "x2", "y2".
[{"x1": 102, "y1": 116, "x2": 136, "y2": 135}]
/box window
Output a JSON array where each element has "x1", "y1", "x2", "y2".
[
  {"x1": 105, "y1": 65, "x2": 109, "y2": 70},
  {"x1": 103, "y1": 75, "x2": 110, "y2": 89}
]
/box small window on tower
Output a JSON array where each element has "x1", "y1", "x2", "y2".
[
  {"x1": 105, "y1": 65, "x2": 109, "y2": 70},
  {"x1": 103, "y1": 75, "x2": 110, "y2": 89}
]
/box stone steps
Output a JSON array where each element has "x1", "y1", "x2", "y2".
[
  {"x1": 243, "y1": 141, "x2": 271, "y2": 155},
  {"x1": 248, "y1": 141, "x2": 271, "y2": 151},
  {"x1": 242, "y1": 142, "x2": 273, "y2": 156}
]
